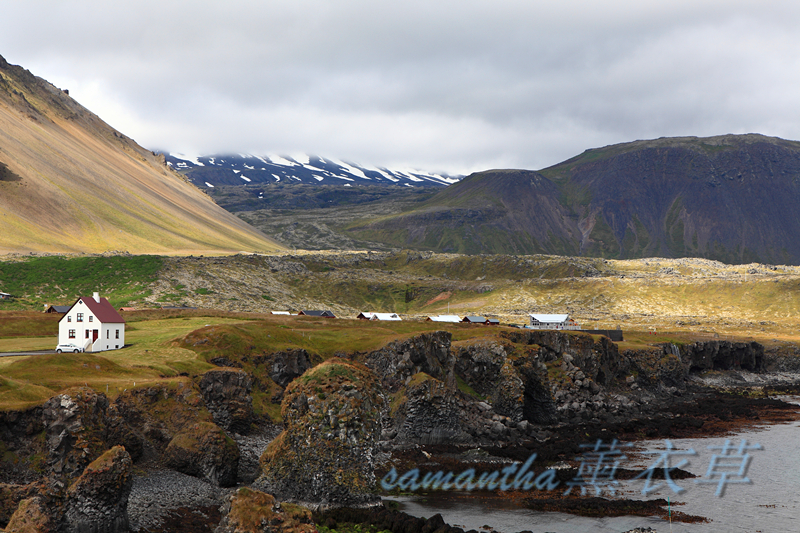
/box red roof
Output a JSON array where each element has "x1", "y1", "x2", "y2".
[{"x1": 59, "y1": 296, "x2": 126, "y2": 324}]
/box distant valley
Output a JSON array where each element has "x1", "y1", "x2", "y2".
[{"x1": 203, "y1": 134, "x2": 800, "y2": 265}]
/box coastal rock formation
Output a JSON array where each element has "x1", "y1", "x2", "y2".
[
  {"x1": 389, "y1": 373, "x2": 471, "y2": 445},
  {"x1": 455, "y1": 340, "x2": 556, "y2": 424},
  {"x1": 680, "y1": 341, "x2": 764, "y2": 372},
  {"x1": 42, "y1": 388, "x2": 113, "y2": 479},
  {"x1": 163, "y1": 422, "x2": 240, "y2": 487},
  {"x1": 0, "y1": 409, "x2": 45, "y2": 485},
  {"x1": 254, "y1": 358, "x2": 383, "y2": 509},
  {"x1": 215, "y1": 488, "x2": 318, "y2": 533},
  {"x1": 504, "y1": 330, "x2": 625, "y2": 387},
  {"x1": 363, "y1": 331, "x2": 455, "y2": 392},
  {"x1": 64, "y1": 446, "x2": 132, "y2": 533},
  {"x1": 198, "y1": 369, "x2": 254, "y2": 433},
  {"x1": 4, "y1": 495, "x2": 57, "y2": 533},
  {"x1": 266, "y1": 349, "x2": 314, "y2": 388},
  {"x1": 316, "y1": 507, "x2": 465, "y2": 533},
  {"x1": 0, "y1": 483, "x2": 43, "y2": 527}
]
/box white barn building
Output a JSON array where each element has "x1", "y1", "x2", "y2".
[
  {"x1": 58, "y1": 292, "x2": 126, "y2": 352},
  {"x1": 528, "y1": 313, "x2": 580, "y2": 330},
  {"x1": 426, "y1": 315, "x2": 462, "y2": 323}
]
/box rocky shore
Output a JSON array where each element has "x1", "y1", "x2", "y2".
[{"x1": 0, "y1": 328, "x2": 798, "y2": 532}]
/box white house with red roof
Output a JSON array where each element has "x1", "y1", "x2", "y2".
[{"x1": 58, "y1": 292, "x2": 126, "y2": 352}]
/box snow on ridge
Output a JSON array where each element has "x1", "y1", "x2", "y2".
[
  {"x1": 172, "y1": 150, "x2": 461, "y2": 185},
  {"x1": 329, "y1": 158, "x2": 368, "y2": 179},
  {"x1": 241, "y1": 176, "x2": 251, "y2": 182},
  {"x1": 268, "y1": 155, "x2": 299, "y2": 166},
  {"x1": 291, "y1": 154, "x2": 310, "y2": 165},
  {"x1": 373, "y1": 169, "x2": 393, "y2": 180},
  {"x1": 204, "y1": 182, "x2": 214, "y2": 187},
  {"x1": 170, "y1": 153, "x2": 205, "y2": 167},
  {"x1": 302, "y1": 164, "x2": 328, "y2": 173}
]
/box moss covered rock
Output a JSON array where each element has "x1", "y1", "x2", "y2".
[
  {"x1": 254, "y1": 358, "x2": 383, "y2": 509},
  {"x1": 64, "y1": 445, "x2": 132, "y2": 533},
  {"x1": 164, "y1": 421, "x2": 240, "y2": 487},
  {"x1": 215, "y1": 488, "x2": 318, "y2": 533},
  {"x1": 4, "y1": 495, "x2": 56, "y2": 533}
]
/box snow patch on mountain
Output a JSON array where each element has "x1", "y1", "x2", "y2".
[{"x1": 164, "y1": 153, "x2": 461, "y2": 188}]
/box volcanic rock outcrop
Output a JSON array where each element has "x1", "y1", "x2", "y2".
[
  {"x1": 198, "y1": 369, "x2": 254, "y2": 433},
  {"x1": 254, "y1": 358, "x2": 383, "y2": 509},
  {"x1": 163, "y1": 421, "x2": 240, "y2": 487},
  {"x1": 64, "y1": 446, "x2": 132, "y2": 533},
  {"x1": 363, "y1": 331, "x2": 455, "y2": 392},
  {"x1": 215, "y1": 488, "x2": 318, "y2": 533}
]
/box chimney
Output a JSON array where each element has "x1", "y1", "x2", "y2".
[{"x1": 93, "y1": 292, "x2": 100, "y2": 303}]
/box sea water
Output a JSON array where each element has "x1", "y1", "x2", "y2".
[{"x1": 390, "y1": 399, "x2": 800, "y2": 533}]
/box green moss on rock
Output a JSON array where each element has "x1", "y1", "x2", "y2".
[{"x1": 255, "y1": 358, "x2": 383, "y2": 509}]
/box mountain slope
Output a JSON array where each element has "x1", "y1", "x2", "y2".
[
  {"x1": 0, "y1": 55, "x2": 281, "y2": 254},
  {"x1": 347, "y1": 134, "x2": 800, "y2": 264},
  {"x1": 165, "y1": 153, "x2": 460, "y2": 189},
  {"x1": 348, "y1": 170, "x2": 578, "y2": 255}
]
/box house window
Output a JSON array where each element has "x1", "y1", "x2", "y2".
[
  {"x1": 89, "y1": 316, "x2": 93, "y2": 322},
  {"x1": 106, "y1": 330, "x2": 109, "y2": 339},
  {"x1": 67, "y1": 316, "x2": 72, "y2": 322},
  {"x1": 85, "y1": 330, "x2": 90, "y2": 339},
  {"x1": 77, "y1": 313, "x2": 84, "y2": 322},
  {"x1": 69, "y1": 329, "x2": 75, "y2": 339},
  {"x1": 115, "y1": 330, "x2": 119, "y2": 339}
]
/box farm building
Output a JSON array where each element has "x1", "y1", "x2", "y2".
[
  {"x1": 462, "y1": 315, "x2": 488, "y2": 324},
  {"x1": 426, "y1": 315, "x2": 462, "y2": 323},
  {"x1": 45, "y1": 305, "x2": 71, "y2": 314},
  {"x1": 375, "y1": 313, "x2": 401, "y2": 321},
  {"x1": 0, "y1": 292, "x2": 11, "y2": 300},
  {"x1": 298, "y1": 310, "x2": 336, "y2": 318},
  {"x1": 271, "y1": 311, "x2": 291, "y2": 315},
  {"x1": 528, "y1": 314, "x2": 580, "y2": 330},
  {"x1": 58, "y1": 292, "x2": 125, "y2": 352}
]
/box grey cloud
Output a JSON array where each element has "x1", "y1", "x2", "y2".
[{"x1": 2, "y1": 1, "x2": 800, "y2": 173}]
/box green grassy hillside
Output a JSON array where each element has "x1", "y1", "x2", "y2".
[{"x1": 0, "y1": 255, "x2": 163, "y2": 309}]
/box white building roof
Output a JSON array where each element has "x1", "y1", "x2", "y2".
[
  {"x1": 371, "y1": 313, "x2": 401, "y2": 321},
  {"x1": 529, "y1": 314, "x2": 570, "y2": 323},
  {"x1": 428, "y1": 315, "x2": 462, "y2": 323},
  {"x1": 271, "y1": 311, "x2": 291, "y2": 315}
]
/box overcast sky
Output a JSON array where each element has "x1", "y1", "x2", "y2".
[{"x1": 2, "y1": 1, "x2": 800, "y2": 174}]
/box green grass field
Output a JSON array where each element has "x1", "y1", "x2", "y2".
[
  {"x1": 0, "y1": 255, "x2": 163, "y2": 310},
  {"x1": 0, "y1": 305, "x2": 797, "y2": 413}
]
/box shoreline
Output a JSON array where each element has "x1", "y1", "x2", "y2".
[{"x1": 121, "y1": 390, "x2": 800, "y2": 532}]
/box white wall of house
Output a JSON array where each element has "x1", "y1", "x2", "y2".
[{"x1": 57, "y1": 299, "x2": 125, "y2": 352}]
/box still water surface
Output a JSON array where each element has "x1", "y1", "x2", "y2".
[{"x1": 391, "y1": 403, "x2": 800, "y2": 533}]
